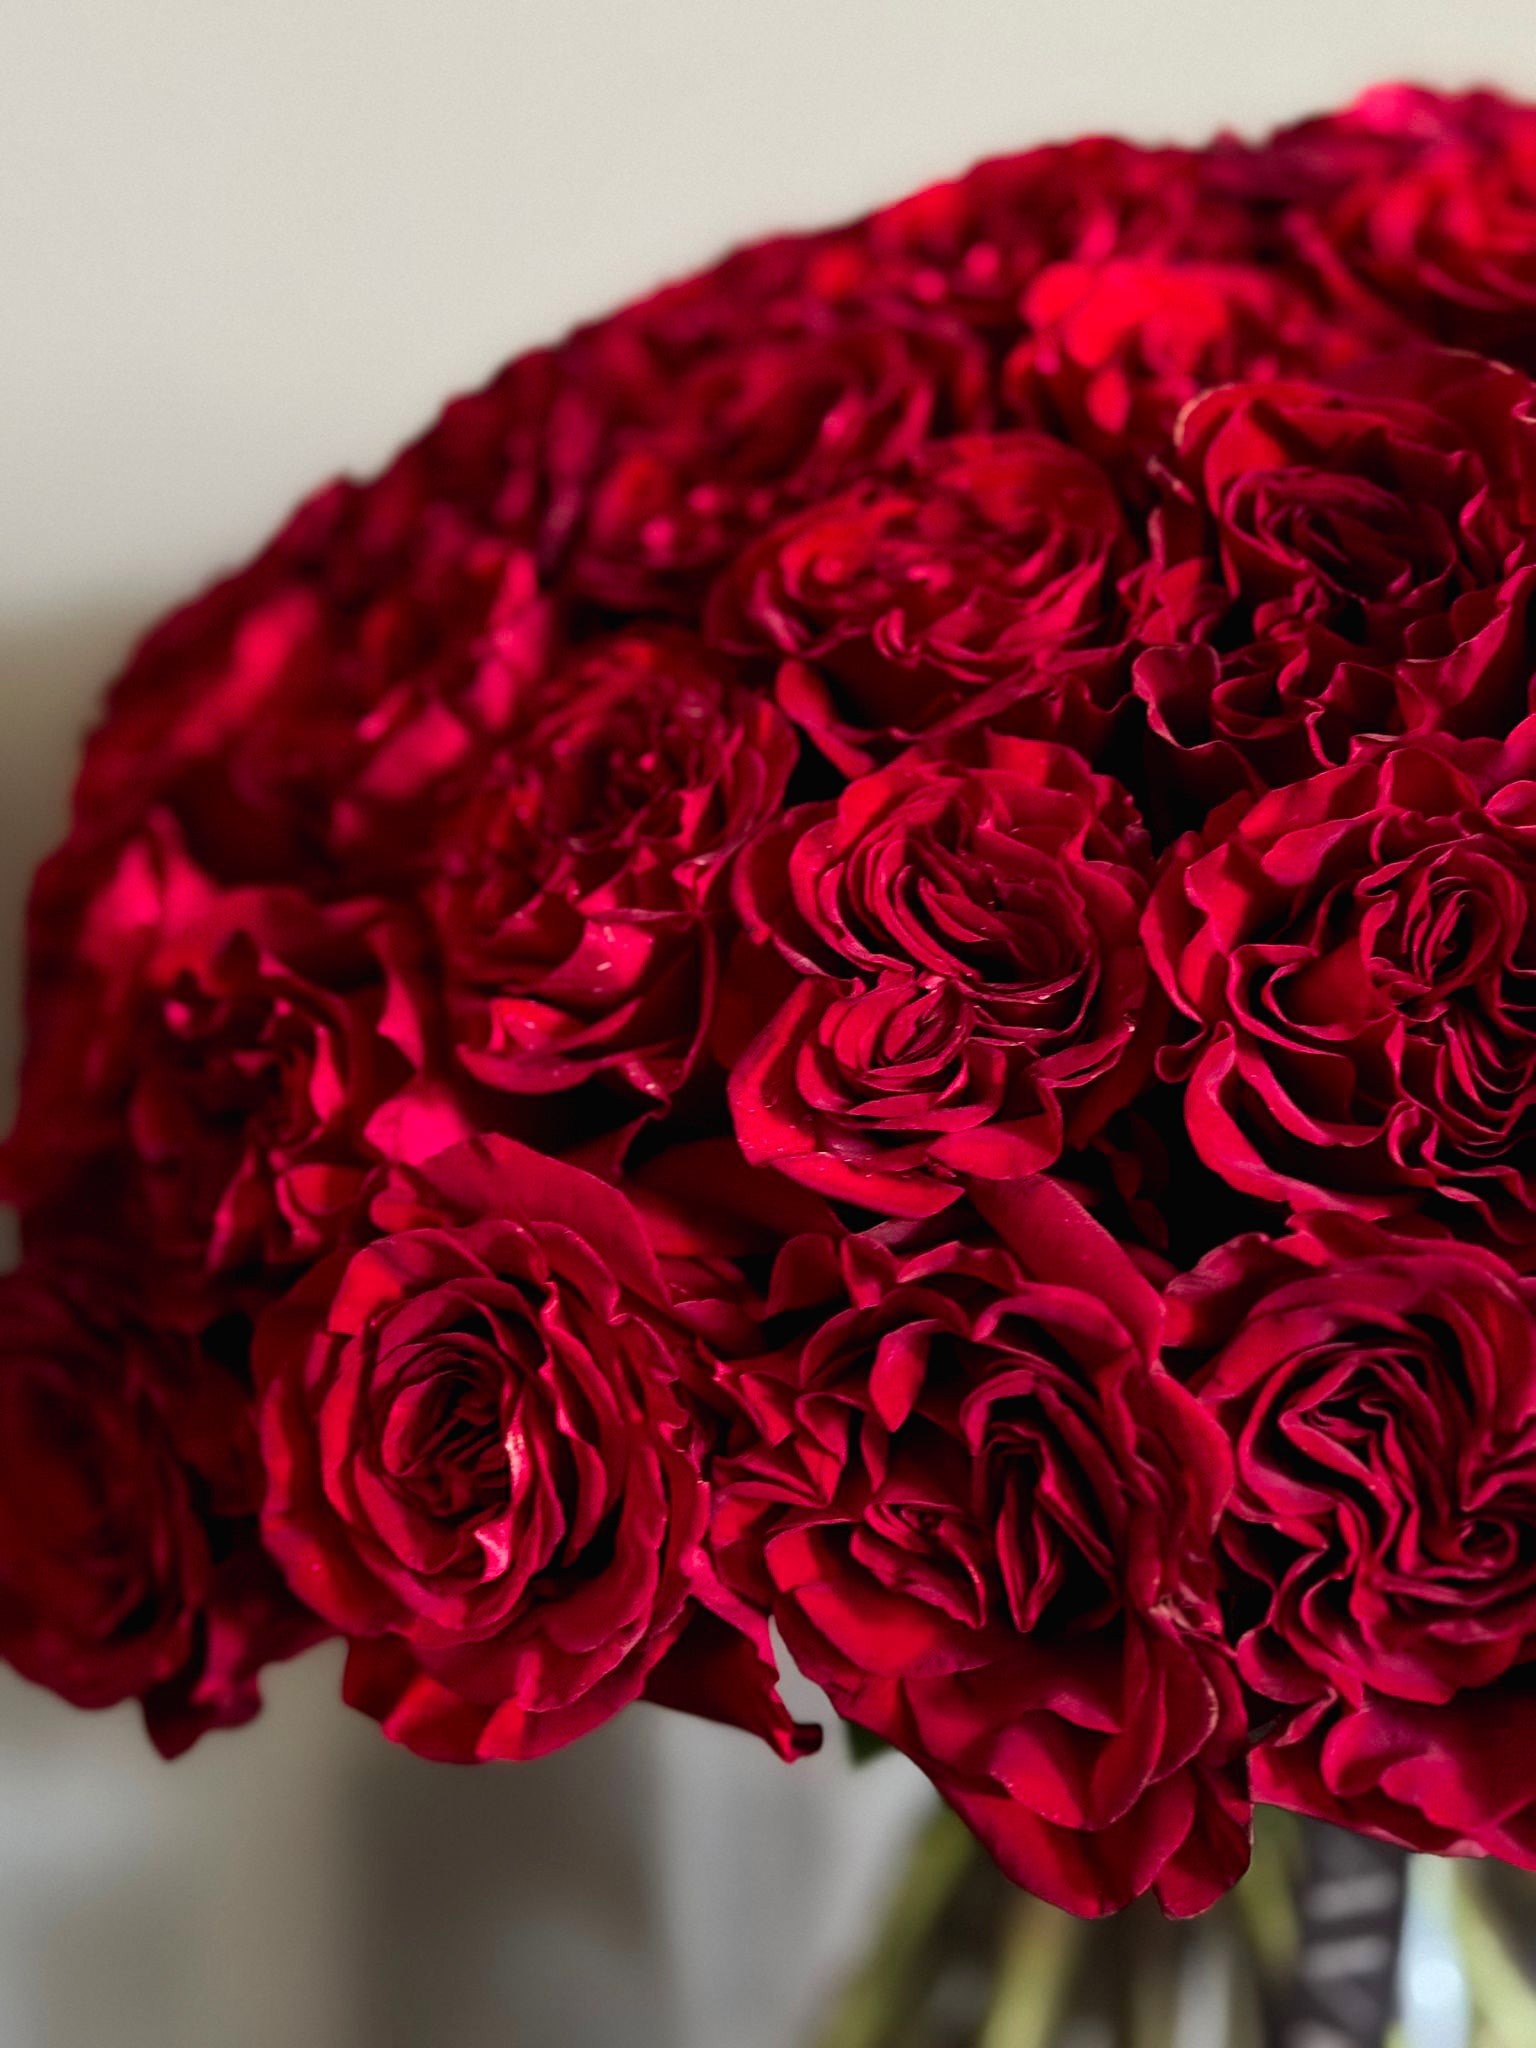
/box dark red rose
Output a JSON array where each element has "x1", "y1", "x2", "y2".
[
  {"x1": 256, "y1": 1135, "x2": 811, "y2": 1763},
  {"x1": 554, "y1": 302, "x2": 990, "y2": 614},
  {"x1": 1170, "y1": 1211, "x2": 1536, "y2": 1863},
  {"x1": 0, "y1": 1273, "x2": 208, "y2": 1710},
  {"x1": 429, "y1": 628, "x2": 797, "y2": 1105},
  {"x1": 727, "y1": 735, "x2": 1163, "y2": 1214},
  {"x1": 70, "y1": 356, "x2": 563, "y2": 897},
  {"x1": 3, "y1": 819, "x2": 457, "y2": 1309},
  {"x1": 1002, "y1": 257, "x2": 1393, "y2": 482},
  {"x1": 1146, "y1": 735, "x2": 1536, "y2": 1265},
  {"x1": 706, "y1": 434, "x2": 1137, "y2": 774},
  {"x1": 0, "y1": 1264, "x2": 321, "y2": 1748},
  {"x1": 704, "y1": 1176, "x2": 1248, "y2": 1915},
  {"x1": 1214, "y1": 84, "x2": 1464, "y2": 216},
  {"x1": 1298, "y1": 88, "x2": 1536, "y2": 369},
  {"x1": 853, "y1": 137, "x2": 1273, "y2": 333},
  {"x1": 1129, "y1": 351, "x2": 1536, "y2": 807}
]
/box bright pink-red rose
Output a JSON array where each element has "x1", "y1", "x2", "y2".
[
  {"x1": 727, "y1": 735, "x2": 1162, "y2": 1214},
  {"x1": 1129, "y1": 350, "x2": 1536, "y2": 807},
  {"x1": 1171, "y1": 1211, "x2": 1536, "y2": 1863},
  {"x1": 705, "y1": 1176, "x2": 1249, "y2": 1915},
  {"x1": 707, "y1": 434, "x2": 1137, "y2": 774},
  {"x1": 428, "y1": 629, "x2": 797, "y2": 1105},
  {"x1": 256, "y1": 1135, "x2": 812, "y2": 1763},
  {"x1": 1003, "y1": 257, "x2": 1389, "y2": 482},
  {"x1": 1146, "y1": 735, "x2": 1536, "y2": 1265}
]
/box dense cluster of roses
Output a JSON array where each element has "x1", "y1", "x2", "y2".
[{"x1": 11, "y1": 83, "x2": 1536, "y2": 1916}]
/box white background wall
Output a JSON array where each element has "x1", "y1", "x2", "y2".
[{"x1": 5, "y1": 5, "x2": 1536, "y2": 2042}]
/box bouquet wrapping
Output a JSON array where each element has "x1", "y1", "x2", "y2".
[{"x1": 10, "y1": 83, "x2": 1536, "y2": 1921}]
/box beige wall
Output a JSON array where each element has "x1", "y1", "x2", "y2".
[{"x1": 5, "y1": 4, "x2": 1536, "y2": 2043}]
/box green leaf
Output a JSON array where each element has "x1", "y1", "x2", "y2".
[{"x1": 844, "y1": 1721, "x2": 894, "y2": 1767}]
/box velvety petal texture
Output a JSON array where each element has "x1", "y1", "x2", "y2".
[
  {"x1": 14, "y1": 83, "x2": 1536, "y2": 1918},
  {"x1": 704, "y1": 1178, "x2": 1250, "y2": 1915},
  {"x1": 1145, "y1": 732, "x2": 1536, "y2": 1264},
  {"x1": 1170, "y1": 1214, "x2": 1536, "y2": 1862},
  {"x1": 1129, "y1": 351, "x2": 1536, "y2": 809},
  {"x1": 728, "y1": 733, "x2": 1164, "y2": 1214},
  {"x1": 0, "y1": 1262, "x2": 321, "y2": 1750},
  {"x1": 256, "y1": 1136, "x2": 809, "y2": 1762}
]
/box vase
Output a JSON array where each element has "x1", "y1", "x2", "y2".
[{"x1": 811, "y1": 1802, "x2": 1536, "y2": 2048}]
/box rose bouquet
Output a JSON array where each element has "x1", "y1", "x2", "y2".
[{"x1": 9, "y1": 83, "x2": 1536, "y2": 1964}]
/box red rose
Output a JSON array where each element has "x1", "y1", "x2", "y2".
[
  {"x1": 1299, "y1": 88, "x2": 1536, "y2": 369},
  {"x1": 39, "y1": 76, "x2": 1536, "y2": 1883},
  {"x1": 1002, "y1": 257, "x2": 1391, "y2": 482},
  {"x1": 256, "y1": 1135, "x2": 811, "y2": 1763},
  {"x1": 4, "y1": 820, "x2": 452, "y2": 1308},
  {"x1": 1220, "y1": 84, "x2": 1461, "y2": 214},
  {"x1": 1171, "y1": 1211, "x2": 1536, "y2": 1863},
  {"x1": 1130, "y1": 351, "x2": 1536, "y2": 807},
  {"x1": 727, "y1": 734, "x2": 1162, "y2": 1214},
  {"x1": 0, "y1": 1263, "x2": 321, "y2": 1749},
  {"x1": 71, "y1": 355, "x2": 562, "y2": 896},
  {"x1": 707, "y1": 434, "x2": 1137, "y2": 774},
  {"x1": 705, "y1": 1177, "x2": 1248, "y2": 1915},
  {"x1": 854, "y1": 138, "x2": 1269, "y2": 333},
  {"x1": 555, "y1": 302, "x2": 990, "y2": 614},
  {"x1": 1145, "y1": 736, "x2": 1536, "y2": 1265},
  {"x1": 428, "y1": 628, "x2": 795, "y2": 1107}
]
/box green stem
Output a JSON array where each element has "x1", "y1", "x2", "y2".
[
  {"x1": 975, "y1": 1895, "x2": 1084, "y2": 2048},
  {"x1": 809, "y1": 1805, "x2": 978, "y2": 2048}
]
